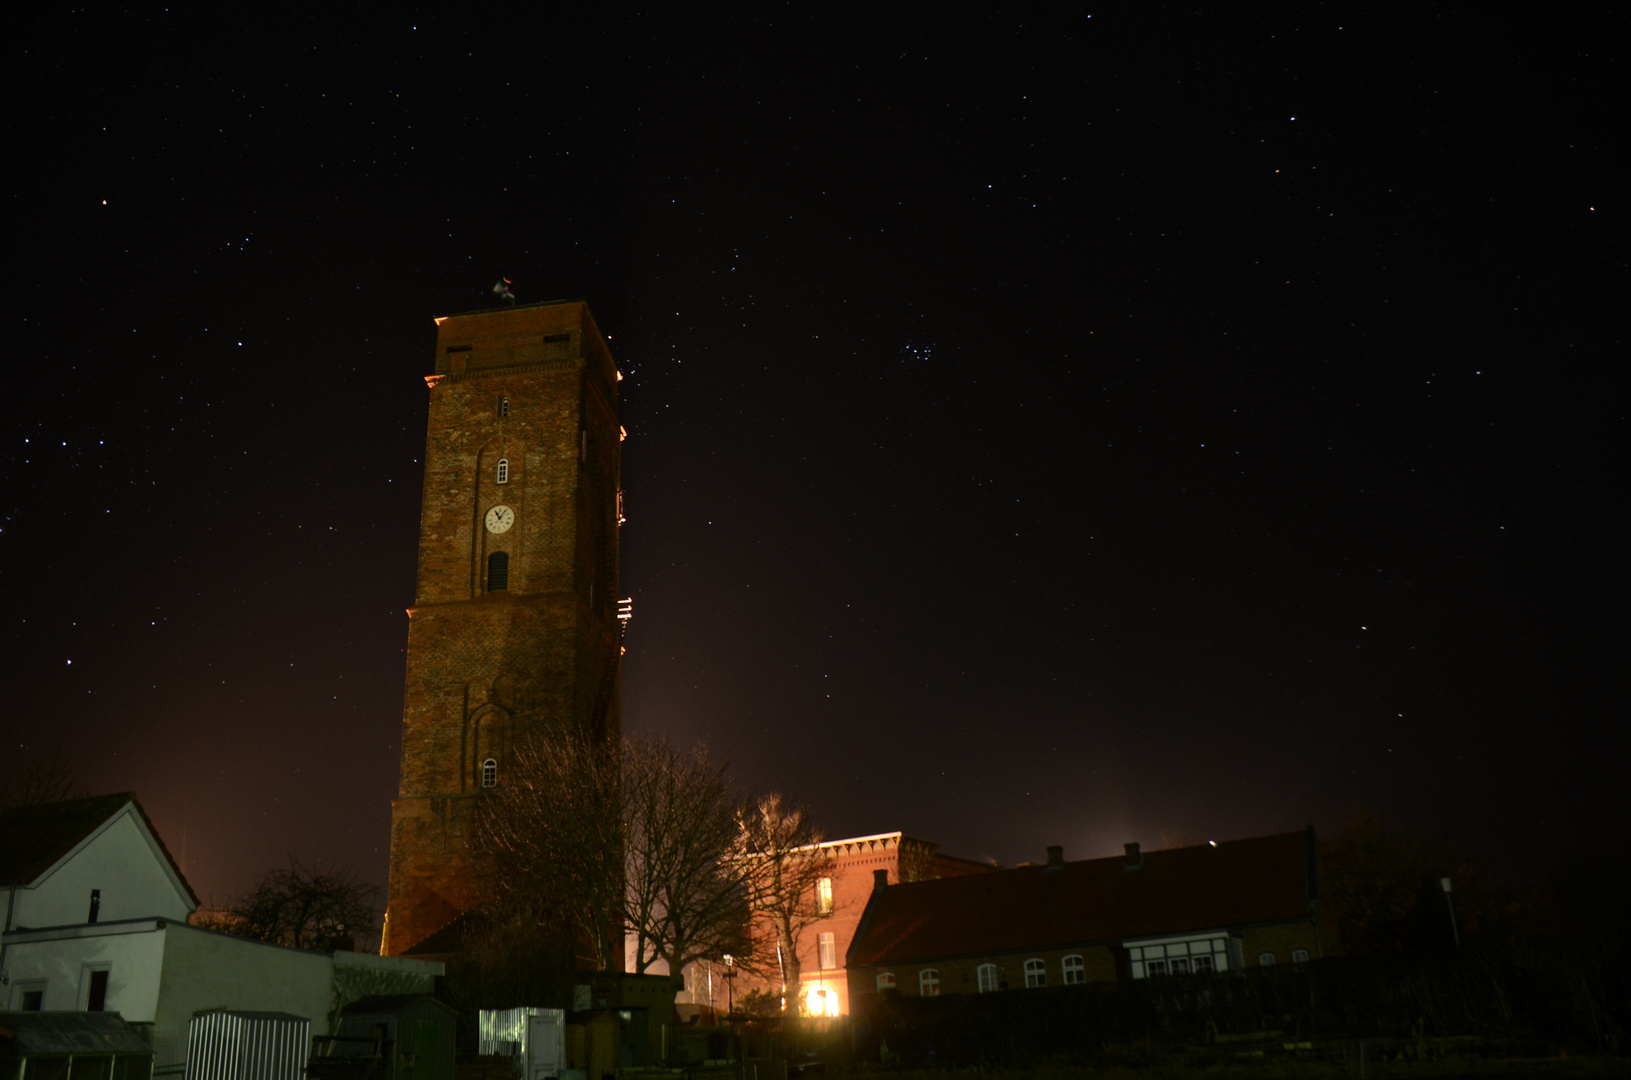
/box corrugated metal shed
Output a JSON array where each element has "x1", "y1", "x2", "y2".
[
  {"x1": 333, "y1": 997, "x2": 454, "y2": 1080},
  {"x1": 182, "y1": 1012, "x2": 308, "y2": 1080},
  {"x1": 0, "y1": 1011, "x2": 153, "y2": 1080},
  {"x1": 475, "y1": 1009, "x2": 560, "y2": 1058}
]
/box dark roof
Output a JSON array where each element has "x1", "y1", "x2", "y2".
[
  {"x1": 0, "y1": 792, "x2": 199, "y2": 907},
  {"x1": 848, "y1": 829, "x2": 1315, "y2": 967},
  {"x1": 400, "y1": 909, "x2": 483, "y2": 958},
  {"x1": 341, "y1": 996, "x2": 457, "y2": 1018},
  {"x1": 0, "y1": 1012, "x2": 153, "y2": 1057}
]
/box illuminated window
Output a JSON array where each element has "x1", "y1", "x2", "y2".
[
  {"x1": 1062, "y1": 955, "x2": 1085, "y2": 984},
  {"x1": 1291, "y1": 948, "x2": 1309, "y2": 967},
  {"x1": 1258, "y1": 952, "x2": 1276, "y2": 966},
  {"x1": 976, "y1": 963, "x2": 998, "y2": 993},
  {"x1": 818, "y1": 932, "x2": 836, "y2": 969},
  {"x1": 1024, "y1": 958, "x2": 1046, "y2": 988},
  {"x1": 876, "y1": 972, "x2": 895, "y2": 991},
  {"x1": 918, "y1": 969, "x2": 939, "y2": 997},
  {"x1": 498, "y1": 396, "x2": 510, "y2": 417},
  {"x1": 496, "y1": 459, "x2": 509, "y2": 484},
  {"x1": 481, "y1": 759, "x2": 497, "y2": 787},
  {"x1": 817, "y1": 877, "x2": 833, "y2": 914},
  {"x1": 487, "y1": 552, "x2": 509, "y2": 592}
]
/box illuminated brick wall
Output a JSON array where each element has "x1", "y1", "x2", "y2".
[{"x1": 384, "y1": 301, "x2": 623, "y2": 957}]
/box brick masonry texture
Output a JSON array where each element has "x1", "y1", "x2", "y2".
[{"x1": 384, "y1": 301, "x2": 622, "y2": 956}]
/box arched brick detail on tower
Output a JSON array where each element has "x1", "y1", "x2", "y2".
[{"x1": 464, "y1": 704, "x2": 509, "y2": 791}]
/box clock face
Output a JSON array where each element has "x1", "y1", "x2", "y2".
[{"x1": 484, "y1": 505, "x2": 515, "y2": 534}]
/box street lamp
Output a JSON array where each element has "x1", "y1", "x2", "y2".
[{"x1": 721, "y1": 954, "x2": 738, "y2": 1019}]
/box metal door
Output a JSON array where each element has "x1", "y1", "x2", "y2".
[{"x1": 525, "y1": 1014, "x2": 561, "y2": 1080}]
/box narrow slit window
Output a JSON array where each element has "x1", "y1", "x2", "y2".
[
  {"x1": 817, "y1": 877, "x2": 834, "y2": 914},
  {"x1": 496, "y1": 458, "x2": 509, "y2": 484},
  {"x1": 481, "y1": 759, "x2": 498, "y2": 787},
  {"x1": 498, "y1": 396, "x2": 510, "y2": 417},
  {"x1": 487, "y1": 552, "x2": 509, "y2": 592}
]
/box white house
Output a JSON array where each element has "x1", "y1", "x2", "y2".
[
  {"x1": 1, "y1": 794, "x2": 442, "y2": 1076},
  {"x1": 0, "y1": 793, "x2": 196, "y2": 933}
]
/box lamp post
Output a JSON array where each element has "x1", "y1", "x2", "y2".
[
  {"x1": 1440, "y1": 876, "x2": 1460, "y2": 948},
  {"x1": 721, "y1": 954, "x2": 737, "y2": 1018}
]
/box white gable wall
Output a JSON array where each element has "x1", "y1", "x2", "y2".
[{"x1": 12, "y1": 805, "x2": 193, "y2": 929}]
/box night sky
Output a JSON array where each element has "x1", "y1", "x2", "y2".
[{"x1": 4, "y1": 7, "x2": 1621, "y2": 911}]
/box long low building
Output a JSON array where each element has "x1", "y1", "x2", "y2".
[{"x1": 845, "y1": 828, "x2": 1337, "y2": 1004}]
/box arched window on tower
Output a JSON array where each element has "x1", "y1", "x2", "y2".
[
  {"x1": 481, "y1": 758, "x2": 497, "y2": 787},
  {"x1": 496, "y1": 458, "x2": 509, "y2": 484},
  {"x1": 487, "y1": 552, "x2": 509, "y2": 592}
]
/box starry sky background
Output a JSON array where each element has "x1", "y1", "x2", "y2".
[{"x1": 3, "y1": 7, "x2": 1622, "y2": 910}]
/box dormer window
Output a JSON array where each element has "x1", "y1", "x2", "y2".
[
  {"x1": 498, "y1": 396, "x2": 510, "y2": 417},
  {"x1": 496, "y1": 459, "x2": 509, "y2": 485},
  {"x1": 481, "y1": 759, "x2": 498, "y2": 787}
]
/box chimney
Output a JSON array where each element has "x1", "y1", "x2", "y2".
[
  {"x1": 1045, "y1": 845, "x2": 1064, "y2": 872},
  {"x1": 872, "y1": 869, "x2": 889, "y2": 892},
  {"x1": 1124, "y1": 842, "x2": 1143, "y2": 871}
]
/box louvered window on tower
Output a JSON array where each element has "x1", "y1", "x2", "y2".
[
  {"x1": 487, "y1": 552, "x2": 509, "y2": 592},
  {"x1": 496, "y1": 458, "x2": 509, "y2": 484},
  {"x1": 498, "y1": 396, "x2": 510, "y2": 417}
]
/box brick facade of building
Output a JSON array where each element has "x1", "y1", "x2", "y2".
[{"x1": 383, "y1": 301, "x2": 623, "y2": 956}]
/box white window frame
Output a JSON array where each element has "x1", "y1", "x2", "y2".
[
  {"x1": 875, "y1": 972, "x2": 895, "y2": 991},
  {"x1": 496, "y1": 458, "x2": 509, "y2": 484},
  {"x1": 918, "y1": 969, "x2": 940, "y2": 996},
  {"x1": 1291, "y1": 948, "x2": 1310, "y2": 966},
  {"x1": 1125, "y1": 931, "x2": 1232, "y2": 979},
  {"x1": 481, "y1": 759, "x2": 498, "y2": 787},
  {"x1": 1258, "y1": 952, "x2": 1276, "y2": 967},
  {"x1": 816, "y1": 876, "x2": 834, "y2": 914},
  {"x1": 12, "y1": 980, "x2": 47, "y2": 1011},
  {"x1": 79, "y1": 964, "x2": 112, "y2": 1012},
  {"x1": 818, "y1": 932, "x2": 836, "y2": 970},
  {"x1": 976, "y1": 963, "x2": 998, "y2": 993},
  {"x1": 1023, "y1": 958, "x2": 1046, "y2": 988},
  {"x1": 1062, "y1": 954, "x2": 1085, "y2": 985}
]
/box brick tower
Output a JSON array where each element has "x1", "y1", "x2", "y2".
[{"x1": 383, "y1": 300, "x2": 623, "y2": 956}]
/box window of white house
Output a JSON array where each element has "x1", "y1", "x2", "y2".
[
  {"x1": 81, "y1": 966, "x2": 111, "y2": 1012},
  {"x1": 976, "y1": 963, "x2": 998, "y2": 993},
  {"x1": 1062, "y1": 955, "x2": 1085, "y2": 985},
  {"x1": 1291, "y1": 948, "x2": 1310, "y2": 967},
  {"x1": 876, "y1": 972, "x2": 896, "y2": 991},
  {"x1": 1258, "y1": 952, "x2": 1276, "y2": 967},
  {"x1": 496, "y1": 458, "x2": 509, "y2": 484},
  {"x1": 919, "y1": 969, "x2": 940, "y2": 996},
  {"x1": 817, "y1": 876, "x2": 834, "y2": 914},
  {"x1": 481, "y1": 759, "x2": 498, "y2": 787},
  {"x1": 1024, "y1": 958, "x2": 1046, "y2": 988},
  {"x1": 818, "y1": 932, "x2": 836, "y2": 969},
  {"x1": 1126, "y1": 934, "x2": 1232, "y2": 979}
]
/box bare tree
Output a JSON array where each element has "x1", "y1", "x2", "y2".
[
  {"x1": 477, "y1": 727, "x2": 625, "y2": 970},
  {"x1": 207, "y1": 858, "x2": 378, "y2": 951},
  {"x1": 738, "y1": 794, "x2": 832, "y2": 1013},
  {"x1": 0, "y1": 750, "x2": 85, "y2": 810},
  {"x1": 624, "y1": 738, "x2": 752, "y2": 984}
]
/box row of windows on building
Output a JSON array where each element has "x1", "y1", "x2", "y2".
[
  {"x1": 876, "y1": 955, "x2": 1087, "y2": 995},
  {"x1": 877, "y1": 947, "x2": 1310, "y2": 994}
]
